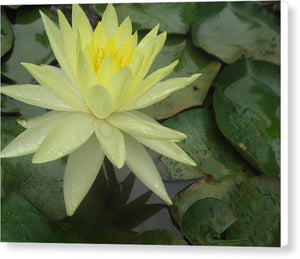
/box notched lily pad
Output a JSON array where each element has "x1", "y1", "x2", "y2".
[
  {"x1": 93, "y1": 3, "x2": 190, "y2": 34},
  {"x1": 1, "y1": 192, "x2": 67, "y2": 242},
  {"x1": 1, "y1": 116, "x2": 67, "y2": 220},
  {"x1": 226, "y1": 175, "x2": 280, "y2": 247},
  {"x1": 2, "y1": 8, "x2": 56, "y2": 84},
  {"x1": 191, "y1": 2, "x2": 280, "y2": 64},
  {"x1": 126, "y1": 229, "x2": 187, "y2": 245},
  {"x1": 213, "y1": 60, "x2": 280, "y2": 176},
  {"x1": 1, "y1": 10, "x2": 14, "y2": 57},
  {"x1": 141, "y1": 36, "x2": 221, "y2": 120},
  {"x1": 180, "y1": 198, "x2": 237, "y2": 245},
  {"x1": 171, "y1": 175, "x2": 250, "y2": 225},
  {"x1": 160, "y1": 108, "x2": 255, "y2": 181}
]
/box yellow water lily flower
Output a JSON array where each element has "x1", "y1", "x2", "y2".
[{"x1": 0, "y1": 4, "x2": 200, "y2": 216}]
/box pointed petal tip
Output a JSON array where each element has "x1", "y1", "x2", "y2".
[
  {"x1": 66, "y1": 206, "x2": 76, "y2": 217},
  {"x1": 31, "y1": 155, "x2": 44, "y2": 164},
  {"x1": 188, "y1": 159, "x2": 197, "y2": 167},
  {"x1": 16, "y1": 118, "x2": 29, "y2": 128},
  {"x1": 39, "y1": 10, "x2": 45, "y2": 16},
  {"x1": 167, "y1": 200, "x2": 173, "y2": 206},
  {"x1": 20, "y1": 62, "x2": 33, "y2": 69}
]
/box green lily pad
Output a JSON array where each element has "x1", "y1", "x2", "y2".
[
  {"x1": 1, "y1": 116, "x2": 67, "y2": 220},
  {"x1": 181, "y1": 198, "x2": 237, "y2": 245},
  {"x1": 6, "y1": 5, "x2": 21, "y2": 10},
  {"x1": 1, "y1": 10, "x2": 14, "y2": 57},
  {"x1": 1, "y1": 8, "x2": 56, "y2": 83},
  {"x1": 126, "y1": 229, "x2": 187, "y2": 245},
  {"x1": 226, "y1": 176, "x2": 280, "y2": 247},
  {"x1": 93, "y1": 3, "x2": 190, "y2": 34},
  {"x1": 1, "y1": 118, "x2": 29, "y2": 196},
  {"x1": 191, "y1": 2, "x2": 280, "y2": 64},
  {"x1": 1, "y1": 192, "x2": 67, "y2": 242},
  {"x1": 213, "y1": 60, "x2": 280, "y2": 176},
  {"x1": 160, "y1": 108, "x2": 255, "y2": 181},
  {"x1": 171, "y1": 175, "x2": 250, "y2": 225},
  {"x1": 141, "y1": 36, "x2": 220, "y2": 120},
  {"x1": 1, "y1": 95, "x2": 20, "y2": 115}
]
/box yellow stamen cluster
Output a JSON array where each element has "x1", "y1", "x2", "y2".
[{"x1": 92, "y1": 34, "x2": 135, "y2": 74}]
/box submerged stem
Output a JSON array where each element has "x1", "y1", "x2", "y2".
[{"x1": 103, "y1": 157, "x2": 121, "y2": 193}]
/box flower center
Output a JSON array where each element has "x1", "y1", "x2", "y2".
[{"x1": 92, "y1": 36, "x2": 134, "y2": 74}]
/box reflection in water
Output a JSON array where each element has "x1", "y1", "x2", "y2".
[{"x1": 64, "y1": 159, "x2": 194, "y2": 243}]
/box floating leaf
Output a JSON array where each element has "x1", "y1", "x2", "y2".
[
  {"x1": 126, "y1": 229, "x2": 187, "y2": 245},
  {"x1": 1, "y1": 10, "x2": 14, "y2": 57},
  {"x1": 191, "y1": 2, "x2": 280, "y2": 64},
  {"x1": 1, "y1": 95, "x2": 20, "y2": 115},
  {"x1": 93, "y1": 3, "x2": 190, "y2": 34},
  {"x1": 1, "y1": 192, "x2": 67, "y2": 242},
  {"x1": 171, "y1": 175, "x2": 250, "y2": 225},
  {"x1": 1, "y1": 118, "x2": 29, "y2": 196},
  {"x1": 2, "y1": 8, "x2": 56, "y2": 83},
  {"x1": 226, "y1": 176, "x2": 280, "y2": 247},
  {"x1": 141, "y1": 36, "x2": 220, "y2": 119},
  {"x1": 180, "y1": 198, "x2": 237, "y2": 245},
  {"x1": 213, "y1": 60, "x2": 280, "y2": 176},
  {"x1": 1, "y1": 116, "x2": 67, "y2": 220},
  {"x1": 160, "y1": 109, "x2": 255, "y2": 180}
]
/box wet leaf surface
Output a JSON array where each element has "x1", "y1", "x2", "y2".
[
  {"x1": 1, "y1": 116, "x2": 67, "y2": 220},
  {"x1": 180, "y1": 198, "x2": 237, "y2": 245},
  {"x1": 226, "y1": 176, "x2": 280, "y2": 247},
  {"x1": 160, "y1": 108, "x2": 255, "y2": 180},
  {"x1": 191, "y1": 2, "x2": 280, "y2": 64},
  {"x1": 141, "y1": 36, "x2": 220, "y2": 119},
  {"x1": 171, "y1": 175, "x2": 250, "y2": 225},
  {"x1": 213, "y1": 60, "x2": 280, "y2": 176},
  {"x1": 1, "y1": 192, "x2": 68, "y2": 242},
  {"x1": 1, "y1": 10, "x2": 14, "y2": 57},
  {"x1": 126, "y1": 229, "x2": 187, "y2": 245}
]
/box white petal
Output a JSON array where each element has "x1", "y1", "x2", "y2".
[
  {"x1": 134, "y1": 136, "x2": 196, "y2": 166},
  {"x1": 121, "y1": 60, "x2": 178, "y2": 109},
  {"x1": 1, "y1": 84, "x2": 75, "y2": 111},
  {"x1": 58, "y1": 10, "x2": 78, "y2": 76},
  {"x1": 113, "y1": 17, "x2": 132, "y2": 48},
  {"x1": 136, "y1": 24, "x2": 159, "y2": 51},
  {"x1": 87, "y1": 85, "x2": 113, "y2": 119},
  {"x1": 1, "y1": 112, "x2": 70, "y2": 158},
  {"x1": 17, "y1": 111, "x2": 63, "y2": 129},
  {"x1": 106, "y1": 66, "x2": 132, "y2": 109},
  {"x1": 22, "y1": 63, "x2": 88, "y2": 112},
  {"x1": 130, "y1": 74, "x2": 201, "y2": 110},
  {"x1": 94, "y1": 119, "x2": 126, "y2": 169},
  {"x1": 40, "y1": 11, "x2": 75, "y2": 85},
  {"x1": 64, "y1": 134, "x2": 104, "y2": 216},
  {"x1": 72, "y1": 4, "x2": 93, "y2": 49},
  {"x1": 122, "y1": 32, "x2": 166, "y2": 105},
  {"x1": 77, "y1": 50, "x2": 98, "y2": 99},
  {"x1": 102, "y1": 3, "x2": 118, "y2": 39},
  {"x1": 125, "y1": 134, "x2": 172, "y2": 205},
  {"x1": 32, "y1": 113, "x2": 95, "y2": 163},
  {"x1": 106, "y1": 111, "x2": 186, "y2": 141}
]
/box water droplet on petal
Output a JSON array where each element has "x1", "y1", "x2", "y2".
[
  {"x1": 100, "y1": 122, "x2": 113, "y2": 138},
  {"x1": 77, "y1": 126, "x2": 90, "y2": 142}
]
